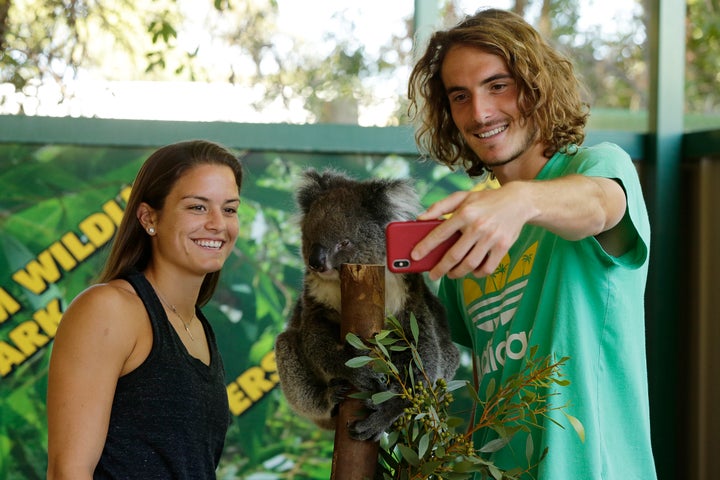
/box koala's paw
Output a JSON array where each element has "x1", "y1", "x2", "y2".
[
  {"x1": 328, "y1": 378, "x2": 353, "y2": 413},
  {"x1": 349, "y1": 394, "x2": 407, "y2": 441},
  {"x1": 349, "y1": 408, "x2": 391, "y2": 442},
  {"x1": 348, "y1": 368, "x2": 386, "y2": 395}
]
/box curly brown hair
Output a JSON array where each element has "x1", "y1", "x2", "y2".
[{"x1": 408, "y1": 8, "x2": 589, "y2": 177}]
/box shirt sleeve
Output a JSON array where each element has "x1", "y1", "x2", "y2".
[{"x1": 571, "y1": 142, "x2": 651, "y2": 268}]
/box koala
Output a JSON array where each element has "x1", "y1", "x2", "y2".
[{"x1": 274, "y1": 168, "x2": 460, "y2": 441}]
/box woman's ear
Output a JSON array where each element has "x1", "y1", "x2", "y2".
[{"x1": 137, "y1": 202, "x2": 157, "y2": 233}]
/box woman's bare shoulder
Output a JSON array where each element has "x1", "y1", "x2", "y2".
[
  {"x1": 59, "y1": 279, "x2": 146, "y2": 341},
  {"x1": 67, "y1": 279, "x2": 137, "y2": 309}
]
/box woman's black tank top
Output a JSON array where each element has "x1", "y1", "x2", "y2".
[{"x1": 94, "y1": 271, "x2": 230, "y2": 479}]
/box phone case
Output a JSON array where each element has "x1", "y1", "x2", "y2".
[{"x1": 385, "y1": 220, "x2": 460, "y2": 273}]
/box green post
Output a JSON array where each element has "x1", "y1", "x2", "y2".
[{"x1": 645, "y1": 0, "x2": 686, "y2": 478}]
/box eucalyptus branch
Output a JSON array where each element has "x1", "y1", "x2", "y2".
[
  {"x1": 469, "y1": 346, "x2": 572, "y2": 439},
  {"x1": 345, "y1": 314, "x2": 584, "y2": 480}
]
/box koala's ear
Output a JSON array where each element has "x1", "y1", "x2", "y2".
[
  {"x1": 295, "y1": 168, "x2": 352, "y2": 214},
  {"x1": 296, "y1": 169, "x2": 324, "y2": 214},
  {"x1": 363, "y1": 179, "x2": 421, "y2": 223},
  {"x1": 384, "y1": 179, "x2": 422, "y2": 221}
]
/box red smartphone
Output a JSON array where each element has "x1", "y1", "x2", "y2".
[{"x1": 385, "y1": 220, "x2": 460, "y2": 273}]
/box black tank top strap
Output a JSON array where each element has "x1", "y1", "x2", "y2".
[{"x1": 122, "y1": 269, "x2": 168, "y2": 340}]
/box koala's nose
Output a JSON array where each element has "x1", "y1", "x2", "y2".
[{"x1": 308, "y1": 244, "x2": 328, "y2": 272}]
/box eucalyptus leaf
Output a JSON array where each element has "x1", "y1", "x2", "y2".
[
  {"x1": 465, "y1": 382, "x2": 482, "y2": 404},
  {"x1": 396, "y1": 444, "x2": 420, "y2": 466},
  {"x1": 564, "y1": 412, "x2": 586, "y2": 443},
  {"x1": 410, "y1": 312, "x2": 419, "y2": 343},
  {"x1": 420, "y1": 460, "x2": 444, "y2": 475},
  {"x1": 411, "y1": 348, "x2": 424, "y2": 370},
  {"x1": 349, "y1": 391, "x2": 372, "y2": 400},
  {"x1": 418, "y1": 432, "x2": 430, "y2": 458},
  {"x1": 489, "y1": 464, "x2": 503, "y2": 480},
  {"x1": 525, "y1": 432, "x2": 534, "y2": 464},
  {"x1": 371, "y1": 361, "x2": 393, "y2": 375},
  {"x1": 345, "y1": 332, "x2": 366, "y2": 350},
  {"x1": 450, "y1": 460, "x2": 476, "y2": 473},
  {"x1": 346, "y1": 356, "x2": 374, "y2": 368},
  {"x1": 371, "y1": 390, "x2": 399, "y2": 404},
  {"x1": 377, "y1": 341, "x2": 390, "y2": 359},
  {"x1": 385, "y1": 430, "x2": 400, "y2": 446},
  {"x1": 374, "y1": 330, "x2": 391, "y2": 341},
  {"x1": 446, "y1": 379, "x2": 468, "y2": 392},
  {"x1": 479, "y1": 436, "x2": 510, "y2": 453}
]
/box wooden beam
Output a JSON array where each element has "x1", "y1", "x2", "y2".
[{"x1": 331, "y1": 263, "x2": 385, "y2": 480}]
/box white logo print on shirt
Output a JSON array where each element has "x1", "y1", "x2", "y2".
[{"x1": 462, "y1": 242, "x2": 538, "y2": 380}]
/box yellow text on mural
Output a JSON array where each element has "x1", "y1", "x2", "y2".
[{"x1": 227, "y1": 350, "x2": 279, "y2": 416}]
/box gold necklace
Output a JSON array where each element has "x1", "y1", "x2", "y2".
[{"x1": 152, "y1": 285, "x2": 196, "y2": 341}]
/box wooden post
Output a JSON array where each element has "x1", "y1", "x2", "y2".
[{"x1": 330, "y1": 263, "x2": 385, "y2": 480}]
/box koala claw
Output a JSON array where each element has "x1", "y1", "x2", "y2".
[
  {"x1": 328, "y1": 378, "x2": 353, "y2": 404},
  {"x1": 348, "y1": 414, "x2": 387, "y2": 442}
]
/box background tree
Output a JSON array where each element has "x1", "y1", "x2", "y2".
[
  {"x1": 685, "y1": 0, "x2": 720, "y2": 115},
  {"x1": 0, "y1": 0, "x2": 717, "y2": 123},
  {"x1": 0, "y1": 0, "x2": 193, "y2": 112}
]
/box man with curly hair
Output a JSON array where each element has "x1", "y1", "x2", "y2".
[{"x1": 408, "y1": 8, "x2": 657, "y2": 479}]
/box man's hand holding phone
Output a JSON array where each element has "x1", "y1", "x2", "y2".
[
  {"x1": 385, "y1": 220, "x2": 460, "y2": 274},
  {"x1": 408, "y1": 188, "x2": 529, "y2": 281}
]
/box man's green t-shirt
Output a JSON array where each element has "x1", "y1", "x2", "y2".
[{"x1": 439, "y1": 143, "x2": 657, "y2": 479}]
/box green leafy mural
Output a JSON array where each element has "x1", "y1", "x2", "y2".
[{"x1": 0, "y1": 142, "x2": 474, "y2": 479}]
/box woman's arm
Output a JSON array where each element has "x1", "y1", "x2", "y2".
[{"x1": 47, "y1": 282, "x2": 146, "y2": 480}]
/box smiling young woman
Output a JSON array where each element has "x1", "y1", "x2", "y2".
[{"x1": 46, "y1": 140, "x2": 243, "y2": 480}]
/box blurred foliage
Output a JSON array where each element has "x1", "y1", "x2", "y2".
[
  {"x1": 685, "y1": 0, "x2": 720, "y2": 114},
  {"x1": 0, "y1": 142, "x2": 474, "y2": 478},
  {"x1": 0, "y1": 0, "x2": 191, "y2": 103},
  {"x1": 1, "y1": 0, "x2": 718, "y2": 125}
]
